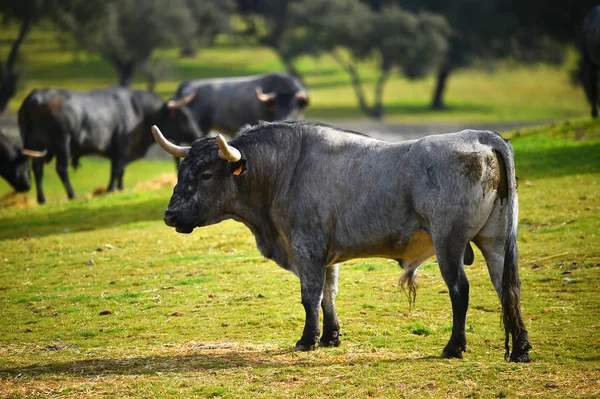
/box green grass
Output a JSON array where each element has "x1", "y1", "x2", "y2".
[
  {"x1": 0, "y1": 23, "x2": 589, "y2": 122},
  {"x1": 0, "y1": 120, "x2": 598, "y2": 398}
]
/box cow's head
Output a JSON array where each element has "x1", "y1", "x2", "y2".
[
  {"x1": 151, "y1": 125, "x2": 246, "y2": 234},
  {"x1": 0, "y1": 134, "x2": 46, "y2": 192},
  {"x1": 158, "y1": 93, "x2": 203, "y2": 143},
  {"x1": 255, "y1": 75, "x2": 310, "y2": 121}
]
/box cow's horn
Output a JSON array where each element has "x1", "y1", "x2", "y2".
[
  {"x1": 216, "y1": 135, "x2": 241, "y2": 162},
  {"x1": 21, "y1": 148, "x2": 47, "y2": 158},
  {"x1": 167, "y1": 93, "x2": 196, "y2": 109},
  {"x1": 255, "y1": 87, "x2": 277, "y2": 102},
  {"x1": 295, "y1": 91, "x2": 309, "y2": 102},
  {"x1": 151, "y1": 125, "x2": 190, "y2": 158}
]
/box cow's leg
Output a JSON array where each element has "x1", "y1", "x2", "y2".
[
  {"x1": 319, "y1": 264, "x2": 340, "y2": 347},
  {"x1": 55, "y1": 149, "x2": 75, "y2": 200},
  {"x1": 474, "y1": 230, "x2": 531, "y2": 362},
  {"x1": 433, "y1": 235, "x2": 469, "y2": 359},
  {"x1": 32, "y1": 158, "x2": 46, "y2": 204},
  {"x1": 294, "y1": 252, "x2": 326, "y2": 351},
  {"x1": 108, "y1": 152, "x2": 126, "y2": 192}
]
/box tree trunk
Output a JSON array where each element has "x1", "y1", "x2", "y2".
[
  {"x1": 117, "y1": 62, "x2": 136, "y2": 87},
  {"x1": 282, "y1": 55, "x2": 304, "y2": 84},
  {"x1": 0, "y1": 17, "x2": 33, "y2": 113},
  {"x1": 372, "y1": 67, "x2": 391, "y2": 119},
  {"x1": 331, "y1": 51, "x2": 380, "y2": 119},
  {"x1": 430, "y1": 62, "x2": 452, "y2": 110}
]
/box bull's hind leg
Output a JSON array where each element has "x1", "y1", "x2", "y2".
[
  {"x1": 319, "y1": 264, "x2": 340, "y2": 347},
  {"x1": 474, "y1": 226, "x2": 531, "y2": 362},
  {"x1": 432, "y1": 232, "x2": 470, "y2": 359}
]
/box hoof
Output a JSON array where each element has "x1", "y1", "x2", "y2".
[
  {"x1": 509, "y1": 352, "x2": 531, "y2": 363},
  {"x1": 319, "y1": 337, "x2": 341, "y2": 348},
  {"x1": 319, "y1": 330, "x2": 341, "y2": 348},
  {"x1": 510, "y1": 340, "x2": 532, "y2": 363},
  {"x1": 441, "y1": 344, "x2": 466, "y2": 359},
  {"x1": 294, "y1": 340, "x2": 317, "y2": 352}
]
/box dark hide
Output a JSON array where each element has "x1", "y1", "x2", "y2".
[
  {"x1": 174, "y1": 73, "x2": 309, "y2": 136},
  {"x1": 19, "y1": 88, "x2": 201, "y2": 204},
  {"x1": 0, "y1": 131, "x2": 31, "y2": 192}
]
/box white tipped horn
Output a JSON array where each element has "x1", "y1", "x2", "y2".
[
  {"x1": 216, "y1": 135, "x2": 241, "y2": 162},
  {"x1": 151, "y1": 125, "x2": 190, "y2": 158},
  {"x1": 21, "y1": 148, "x2": 47, "y2": 158},
  {"x1": 295, "y1": 91, "x2": 309, "y2": 103},
  {"x1": 167, "y1": 93, "x2": 196, "y2": 110},
  {"x1": 255, "y1": 87, "x2": 277, "y2": 102}
]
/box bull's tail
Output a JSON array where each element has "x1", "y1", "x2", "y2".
[{"x1": 495, "y1": 136, "x2": 530, "y2": 362}]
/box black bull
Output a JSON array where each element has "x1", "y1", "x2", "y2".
[
  {"x1": 151, "y1": 121, "x2": 531, "y2": 362},
  {"x1": 175, "y1": 73, "x2": 309, "y2": 136},
  {"x1": 0, "y1": 130, "x2": 46, "y2": 192},
  {"x1": 19, "y1": 88, "x2": 201, "y2": 204}
]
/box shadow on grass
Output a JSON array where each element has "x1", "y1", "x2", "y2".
[
  {"x1": 0, "y1": 350, "x2": 444, "y2": 377},
  {"x1": 0, "y1": 196, "x2": 167, "y2": 241}
]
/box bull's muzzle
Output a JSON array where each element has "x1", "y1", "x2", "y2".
[{"x1": 164, "y1": 209, "x2": 195, "y2": 234}]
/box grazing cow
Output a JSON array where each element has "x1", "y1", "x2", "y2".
[
  {"x1": 582, "y1": 5, "x2": 600, "y2": 118},
  {"x1": 0, "y1": 130, "x2": 45, "y2": 192},
  {"x1": 151, "y1": 121, "x2": 531, "y2": 362},
  {"x1": 19, "y1": 88, "x2": 200, "y2": 204},
  {"x1": 174, "y1": 73, "x2": 309, "y2": 136}
]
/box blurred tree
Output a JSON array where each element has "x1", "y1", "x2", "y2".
[
  {"x1": 375, "y1": 0, "x2": 597, "y2": 110},
  {"x1": 235, "y1": 0, "x2": 304, "y2": 80},
  {"x1": 57, "y1": 0, "x2": 195, "y2": 87},
  {"x1": 284, "y1": 0, "x2": 450, "y2": 118},
  {"x1": 0, "y1": 0, "x2": 44, "y2": 113},
  {"x1": 0, "y1": 0, "x2": 113, "y2": 112},
  {"x1": 181, "y1": 0, "x2": 235, "y2": 57}
]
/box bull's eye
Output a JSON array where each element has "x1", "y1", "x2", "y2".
[{"x1": 199, "y1": 173, "x2": 212, "y2": 181}]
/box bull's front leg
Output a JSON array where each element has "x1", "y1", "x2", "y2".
[{"x1": 294, "y1": 258, "x2": 327, "y2": 352}]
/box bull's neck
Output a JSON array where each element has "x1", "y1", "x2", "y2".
[{"x1": 224, "y1": 133, "x2": 301, "y2": 267}]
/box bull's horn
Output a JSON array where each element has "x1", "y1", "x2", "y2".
[
  {"x1": 151, "y1": 125, "x2": 190, "y2": 158},
  {"x1": 295, "y1": 91, "x2": 309, "y2": 102},
  {"x1": 216, "y1": 134, "x2": 241, "y2": 162},
  {"x1": 167, "y1": 93, "x2": 196, "y2": 109},
  {"x1": 255, "y1": 87, "x2": 277, "y2": 102},
  {"x1": 21, "y1": 148, "x2": 47, "y2": 158}
]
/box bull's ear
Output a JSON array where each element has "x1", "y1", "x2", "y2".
[{"x1": 228, "y1": 159, "x2": 247, "y2": 176}]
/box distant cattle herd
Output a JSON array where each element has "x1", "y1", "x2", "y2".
[{"x1": 0, "y1": 72, "x2": 308, "y2": 202}]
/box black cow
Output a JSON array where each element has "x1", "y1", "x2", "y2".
[
  {"x1": 0, "y1": 130, "x2": 45, "y2": 192},
  {"x1": 150, "y1": 121, "x2": 531, "y2": 362},
  {"x1": 175, "y1": 73, "x2": 309, "y2": 136},
  {"x1": 582, "y1": 5, "x2": 600, "y2": 118},
  {"x1": 19, "y1": 88, "x2": 200, "y2": 204}
]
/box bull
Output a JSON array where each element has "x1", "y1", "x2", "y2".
[
  {"x1": 174, "y1": 73, "x2": 309, "y2": 136},
  {"x1": 0, "y1": 130, "x2": 45, "y2": 192},
  {"x1": 582, "y1": 5, "x2": 600, "y2": 118},
  {"x1": 19, "y1": 88, "x2": 200, "y2": 204},
  {"x1": 151, "y1": 121, "x2": 532, "y2": 362}
]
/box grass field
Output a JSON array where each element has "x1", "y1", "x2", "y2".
[
  {"x1": 0, "y1": 23, "x2": 589, "y2": 122},
  {"x1": 0, "y1": 120, "x2": 598, "y2": 398}
]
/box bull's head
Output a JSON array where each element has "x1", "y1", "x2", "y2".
[
  {"x1": 158, "y1": 93, "x2": 202, "y2": 143},
  {"x1": 0, "y1": 138, "x2": 46, "y2": 192},
  {"x1": 151, "y1": 125, "x2": 246, "y2": 233},
  {"x1": 255, "y1": 87, "x2": 310, "y2": 121}
]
